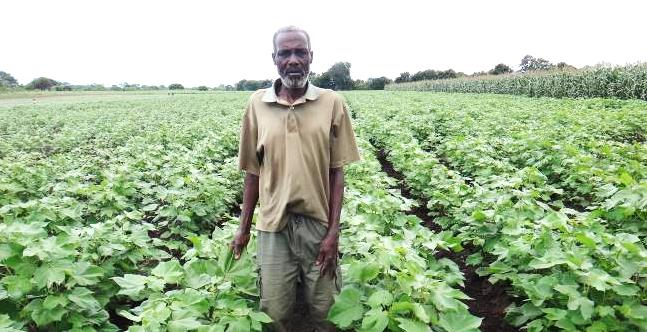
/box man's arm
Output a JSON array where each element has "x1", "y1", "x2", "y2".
[
  {"x1": 316, "y1": 167, "x2": 344, "y2": 276},
  {"x1": 231, "y1": 172, "x2": 259, "y2": 259}
]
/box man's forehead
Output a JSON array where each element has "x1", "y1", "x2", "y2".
[{"x1": 275, "y1": 31, "x2": 309, "y2": 49}]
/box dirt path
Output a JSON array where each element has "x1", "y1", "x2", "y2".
[{"x1": 375, "y1": 148, "x2": 518, "y2": 332}]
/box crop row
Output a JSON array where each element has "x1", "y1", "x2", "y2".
[
  {"x1": 0, "y1": 95, "x2": 256, "y2": 331},
  {"x1": 345, "y1": 91, "x2": 647, "y2": 331},
  {"x1": 1, "y1": 93, "x2": 486, "y2": 332}
]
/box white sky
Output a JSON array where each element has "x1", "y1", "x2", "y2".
[{"x1": 3, "y1": 0, "x2": 646, "y2": 87}]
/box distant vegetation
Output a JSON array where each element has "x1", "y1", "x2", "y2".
[
  {"x1": 387, "y1": 63, "x2": 647, "y2": 100},
  {"x1": 0, "y1": 71, "x2": 19, "y2": 88},
  {"x1": 234, "y1": 79, "x2": 272, "y2": 91},
  {"x1": 3, "y1": 55, "x2": 644, "y2": 96},
  {"x1": 25, "y1": 77, "x2": 61, "y2": 90}
]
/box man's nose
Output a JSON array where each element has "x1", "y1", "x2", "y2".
[{"x1": 287, "y1": 52, "x2": 301, "y2": 64}]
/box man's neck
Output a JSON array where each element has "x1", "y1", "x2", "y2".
[{"x1": 277, "y1": 82, "x2": 308, "y2": 105}]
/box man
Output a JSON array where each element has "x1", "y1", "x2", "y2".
[{"x1": 230, "y1": 26, "x2": 360, "y2": 331}]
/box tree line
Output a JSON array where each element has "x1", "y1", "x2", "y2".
[{"x1": 0, "y1": 55, "x2": 575, "y2": 92}]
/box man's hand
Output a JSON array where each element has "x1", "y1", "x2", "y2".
[
  {"x1": 231, "y1": 172, "x2": 259, "y2": 260},
  {"x1": 315, "y1": 234, "x2": 338, "y2": 277},
  {"x1": 230, "y1": 229, "x2": 251, "y2": 260}
]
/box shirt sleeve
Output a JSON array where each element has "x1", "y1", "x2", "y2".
[
  {"x1": 330, "y1": 98, "x2": 361, "y2": 168},
  {"x1": 238, "y1": 99, "x2": 261, "y2": 175}
]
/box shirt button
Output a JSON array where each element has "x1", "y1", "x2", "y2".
[{"x1": 288, "y1": 107, "x2": 297, "y2": 132}]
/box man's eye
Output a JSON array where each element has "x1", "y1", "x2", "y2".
[{"x1": 295, "y1": 50, "x2": 307, "y2": 57}]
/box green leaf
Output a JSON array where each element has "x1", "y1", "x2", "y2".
[
  {"x1": 465, "y1": 253, "x2": 482, "y2": 266},
  {"x1": 67, "y1": 287, "x2": 101, "y2": 312},
  {"x1": 226, "y1": 318, "x2": 251, "y2": 332},
  {"x1": 33, "y1": 262, "x2": 67, "y2": 289},
  {"x1": 579, "y1": 298, "x2": 594, "y2": 321},
  {"x1": 112, "y1": 274, "x2": 148, "y2": 298},
  {"x1": 70, "y1": 261, "x2": 104, "y2": 286},
  {"x1": 620, "y1": 303, "x2": 647, "y2": 320},
  {"x1": 578, "y1": 268, "x2": 620, "y2": 291},
  {"x1": 438, "y1": 309, "x2": 482, "y2": 332},
  {"x1": 118, "y1": 309, "x2": 141, "y2": 322},
  {"x1": 597, "y1": 306, "x2": 615, "y2": 317},
  {"x1": 395, "y1": 318, "x2": 430, "y2": 332},
  {"x1": 0, "y1": 314, "x2": 23, "y2": 332},
  {"x1": 249, "y1": 311, "x2": 272, "y2": 324},
  {"x1": 430, "y1": 283, "x2": 470, "y2": 311},
  {"x1": 508, "y1": 303, "x2": 542, "y2": 326},
  {"x1": 25, "y1": 299, "x2": 66, "y2": 326},
  {"x1": 618, "y1": 172, "x2": 635, "y2": 186},
  {"x1": 542, "y1": 308, "x2": 567, "y2": 321},
  {"x1": 177, "y1": 214, "x2": 192, "y2": 222},
  {"x1": 575, "y1": 233, "x2": 596, "y2": 249},
  {"x1": 412, "y1": 303, "x2": 430, "y2": 323},
  {"x1": 359, "y1": 263, "x2": 381, "y2": 283},
  {"x1": 2, "y1": 275, "x2": 32, "y2": 299},
  {"x1": 43, "y1": 294, "x2": 68, "y2": 309},
  {"x1": 359, "y1": 309, "x2": 388, "y2": 332},
  {"x1": 367, "y1": 289, "x2": 393, "y2": 308},
  {"x1": 0, "y1": 243, "x2": 20, "y2": 261},
  {"x1": 223, "y1": 249, "x2": 235, "y2": 273},
  {"x1": 586, "y1": 321, "x2": 608, "y2": 332},
  {"x1": 168, "y1": 318, "x2": 203, "y2": 332},
  {"x1": 471, "y1": 210, "x2": 487, "y2": 222},
  {"x1": 613, "y1": 284, "x2": 639, "y2": 296},
  {"x1": 198, "y1": 325, "x2": 225, "y2": 332},
  {"x1": 347, "y1": 262, "x2": 381, "y2": 283},
  {"x1": 152, "y1": 259, "x2": 184, "y2": 284},
  {"x1": 328, "y1": 286, "x2": 364, "y2": 328}
]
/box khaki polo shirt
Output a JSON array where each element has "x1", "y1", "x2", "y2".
[{"x1": 238, "y1": 79, "x2": 360, "y2": 232}]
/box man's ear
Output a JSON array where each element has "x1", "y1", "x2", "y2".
[
  {"x1": 272, "y1": 52, "x2": 277, "y2": 65},
  {"x1": 309, "y1": 51, "x2": 314, "y2": 64}
]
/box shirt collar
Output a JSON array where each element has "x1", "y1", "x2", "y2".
[{"x1": 261, "y1": 78, "x2": 320, "y2": 105}]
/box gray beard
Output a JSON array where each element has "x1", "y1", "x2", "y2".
[{"x1": 280, "y1": 73, "x2": 309, "y2": 89}]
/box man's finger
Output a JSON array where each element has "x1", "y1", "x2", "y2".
[
  {"x1": 320, "y1": 260, "x2": 327, "y2": 275},
  {"x1": 327, "y1": 260, "x2": 336, "y2": 277},
  {"x1": 319, "y1": 257, "x2": 333, "y2": 276},
  {"x1": 232, "y1": 244, "x2": 241, "y2": 260},
  {"x1": 315, "y1": 251, "x2": 324, "y2": 266}
]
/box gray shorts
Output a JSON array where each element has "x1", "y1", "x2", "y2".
[{"x1": 257, "y1": 214, "x2": 341, "y2": 332}]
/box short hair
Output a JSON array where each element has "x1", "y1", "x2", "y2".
[{"x1": 273, "y1": 26, "x2": 311, "y2": 52}]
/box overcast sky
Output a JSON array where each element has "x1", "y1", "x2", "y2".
[{"x1": 3, "y1": 0, "x2": 646, "y2": 87}]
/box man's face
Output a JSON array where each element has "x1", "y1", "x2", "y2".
[{"x1": 272, "y1": 31, "x2": 313, "y2": 89}]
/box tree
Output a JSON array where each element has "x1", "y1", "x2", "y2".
[
  {"x1": 352, "y1": 79, "x2": 368, "y2": 90},
  {"x1": 410, "y1": 69, "x2": 458, "y2": 82},
  {"x1": 0, "y1": 71, "x2": 19, "y2": 87},
  {"x1": 196, "y1": 86, "x2": 209, "y2": 91},
  {"x1": 54, "y1": 85, "x2": 72, "y2": 91},
  {"x1": 520, "y1": 55, "x2": 553, "y2": 72},
  {"x1": 489, "y1": 63, "x2": 513, "y2": 75},
  {"x1": 394, "y1": 72, "x2": 411, "y2": 83},
  {"x1": 169, "y1": 83, "x2": 184, "y2": 90},
  {"x1": 310, "y1": 72, "x2": 331, "y2": 89},
  {"x1": 312, "y1": 62, "x2": 353, "y2": 90},
  {"x1": 235, "y1": 79, "x2": 271, "y2": 91},
  {"x1": 556, "y1": 62, "x2": 577, "y2": 71},
  {"x1": 25, "y1": 77, "x2": 60, "y2": 90},
  {"x1": 367, "y1": 77, "x2": 392, "y2": 90}
]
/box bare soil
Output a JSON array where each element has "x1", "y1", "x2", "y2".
[{"x1": 375, "y1": 148, "x2": 518, "y2": 332}]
